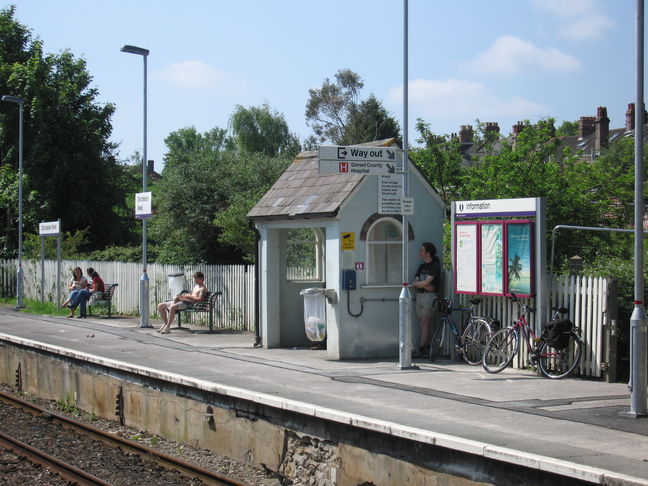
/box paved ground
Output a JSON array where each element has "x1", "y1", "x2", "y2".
[{"x1": 0, "y1": 307, "x2": 647, "y2": 485}]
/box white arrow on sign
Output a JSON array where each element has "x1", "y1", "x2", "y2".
[
  {"x1": 319, "y1": 145, "x2": 402, "y2": 175},
  {"x1": 319, "y1": 145, "x2": 400, "y2": 162}
]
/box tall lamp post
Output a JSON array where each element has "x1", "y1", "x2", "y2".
[
  {"x1": 121, "y1": 44, "x2": 151, "y2": 328},
  {"x1": 2, "y1": 95, "x2": 25, "y2": 309}
]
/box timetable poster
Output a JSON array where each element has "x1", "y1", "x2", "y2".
[
  {"x1": 455, "y1": 223, "x2": 478, "y2": 293},
  {"x1": 481, "y1": 223, "x2": 503, "y2": 294},
  {"x1": 507, "y1": 223, "x2": 532, "y2": 295}
]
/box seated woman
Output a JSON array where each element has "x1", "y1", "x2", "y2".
[
  {"x1": 61, "y1": 267, "x2": 88, "y2": 308},
  {"x1": 67, "y1": 267, "x2": 105, "y2": 318}
]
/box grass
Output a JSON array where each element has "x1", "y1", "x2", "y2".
[{"x1": 0, "y1": 296, "x2": 70, "y2": 317}]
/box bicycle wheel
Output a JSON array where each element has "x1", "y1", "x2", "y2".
[
  {"x1": 461, "y1": 318, "x2": 492, "y2": 366},
  {"x1": 537, "y1": 332, "x2": 582, "y2": 379},
  {"x1": 482, "y1": 327, "x2": 519, "y2": 373},
  {"x1": 429, "y1": 319, "x2": 447, "y2": 361}
]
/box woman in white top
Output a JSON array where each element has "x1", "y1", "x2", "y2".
[{"x1": 61, "y1": 267, "x2": 88, "y2": 307}]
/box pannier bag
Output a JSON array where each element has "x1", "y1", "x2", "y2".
[
  {"x1": 434, "y1": 298, "x2": 450, "y2": 314},
  {"x1": 543, "y1": 319, "x2": 573, "y2": 349}
]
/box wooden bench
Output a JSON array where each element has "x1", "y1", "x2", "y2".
[
  {"x1": 87, "y1": 283, "x2": 118, "y2": 318},
  {"x1": 176, "y1": 291, "x2": 222, "y2": 332}
]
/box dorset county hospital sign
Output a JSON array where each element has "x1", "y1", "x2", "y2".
[{"x1": 319, "y1": 145, "x2": 402, "y2": 175}]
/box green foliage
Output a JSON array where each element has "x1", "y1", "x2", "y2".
[
  {"x1": 556, "y1": 120, "x2": 579, "y2": 137},
  {"x1": 86, "y1": 244, "x2": 159, "y2": 263},
  {"x1": 152, "y1": 110, "x2": 293, "y2": 264},
  {"x1": 410, "y1": 119, "x2": 463, "y2": 206},
  {"x1": 56, "y1": 394, "x2": 81, "y2": 416},
  {"x1": 305, "y1": 69, "x2": 400, "y2": 145},
  {"x1": 229, "y1": 103, "x2": 300, "y2": 157},
  {"x1": 22, "y1": 228, "x2": 89, "y2": 259},
  {"x1": 0, "y1": 6, "x2": 135, "y2": 255}
]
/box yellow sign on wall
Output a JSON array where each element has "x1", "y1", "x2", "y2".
[{"x1": 341, "y1": 232, "x2": 355, "y2": 250}]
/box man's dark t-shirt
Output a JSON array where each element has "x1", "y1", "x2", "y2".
[{"x1": 415, "y1": 260, "x2": 441, "y2": 293}]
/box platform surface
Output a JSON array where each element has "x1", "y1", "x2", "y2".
[{"x1": 0, "y1": 308, "x2": 646, "y2": 485}]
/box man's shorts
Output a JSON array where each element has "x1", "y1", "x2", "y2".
[
  {"x1": 164, "y1": 300, "x2": 191, "y2": 311},
  {"x1": 415, "y1": 292, "x2": 436, "y2": 319}
]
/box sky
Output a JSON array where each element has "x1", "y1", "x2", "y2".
[{"x1": 6, "y1": 0, "x2": 642, "y2": 170}]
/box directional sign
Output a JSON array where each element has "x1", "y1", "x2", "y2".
[{"x1": 319, "y1": 145, "x2": 402, "y2": 175}]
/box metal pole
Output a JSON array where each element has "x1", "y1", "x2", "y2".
[
  {"x1": 140, "y1": 52, "x2": 150, "y2": 328},
  {"x1": 40, "y1": 235, "x2": 44, "y2": 303},
  {"x1": 623, "y1": 0, "x2": 648, "y2": 418},
  {"x1": 398, "y1": 0, "x2": 415, "y2": 370},
  {"x1": 17, "y1": 101, "x2": 24, "y2": 308}
]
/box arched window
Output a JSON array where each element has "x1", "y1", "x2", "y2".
[
  {"x1": 286, "y1": 228, "x2": 324, "y2": 281},
  {"x1": 366, "y1": 218, "x2": 402, "y2": 285}
]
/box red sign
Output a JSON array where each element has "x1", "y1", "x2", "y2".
[
  {"x1": 339, "y1": 162, "x2": 349, "y2": 173},
  {"x1": 355, "y1": 262, "x2": 364, "y2": 271}
]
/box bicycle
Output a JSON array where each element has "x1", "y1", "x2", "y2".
[
  {"x1": 481, "y1": 294, "x2": 583, "y2": 379},
  {"x1": 428, "y1": 298, "x2": 496, "y2": 366}
]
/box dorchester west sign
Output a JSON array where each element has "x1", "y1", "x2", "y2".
[{"x1": 319, "y1": 145, "x2": 402, "y2": 175}]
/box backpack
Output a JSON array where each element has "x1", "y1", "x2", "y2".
[{"x1": 543, "y1": 319, "x2": 573, "y2": 349}]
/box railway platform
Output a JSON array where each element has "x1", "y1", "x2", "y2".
[{"x1": 0, "y1": 307, "x2": 646, "y2": 485}]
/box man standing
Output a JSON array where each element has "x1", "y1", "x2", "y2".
[
  {"x1": 411, "y1": 242, "x2": 441, "y2": 357},
  {"x1": 157, "y1": 272, "x2": 207, "y2": 334}
]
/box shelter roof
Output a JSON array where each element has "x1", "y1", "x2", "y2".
[{"x1": 249, "y1": 139, "x2": 401, "y2": 220}]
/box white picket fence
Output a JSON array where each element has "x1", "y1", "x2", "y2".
[
  {"x1": 455, "y1": 273, "x2": 610, "y2": 378},
  {"x1": 1, "y1": 260, "x2": 611, "y2": 376},
  {"x1": 1, "y1": 259, "x2": 256, "y2": 330}
]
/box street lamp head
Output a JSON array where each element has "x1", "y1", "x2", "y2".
[
  {"x1": 2, "y1": 95, "x2": 25, "y2": 104},
  {"x1": 121, "y1": 45, "x2": 149, "y2": 56}
]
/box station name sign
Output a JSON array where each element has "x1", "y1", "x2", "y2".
[
  {"x1": 319, "y1": 145, "x2": 402, "y2": 175},
  {"x1": 135, "y1": 192, "x2": 152, "y2": 219},
  {"x1": 39, "y1": 220, "x2": 60, "y2": 236}
]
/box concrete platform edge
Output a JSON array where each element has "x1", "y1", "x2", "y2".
[{"x1": 1, "y1": 332, "x2": 645, "y2": 486}]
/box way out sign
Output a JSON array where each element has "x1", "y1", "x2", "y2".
[{"x1": 135, "y1": 192, "x2": 152, "y2": 219}]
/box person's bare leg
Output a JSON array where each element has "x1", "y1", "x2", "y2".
[{"x1": 157, "y1": 303, "x2": 169, "y2": 332}]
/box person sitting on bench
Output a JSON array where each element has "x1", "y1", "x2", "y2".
[{"x1": 157, "y1": 271, "x2": 207, "y2": 334}]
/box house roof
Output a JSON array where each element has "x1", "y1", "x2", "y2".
[{"x1": 249, "y1": 139, "x2": 420, "y2": 220}]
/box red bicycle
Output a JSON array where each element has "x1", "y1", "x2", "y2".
[{"x1": 481, "y1": 294, "x2": 583, "y2": 379}]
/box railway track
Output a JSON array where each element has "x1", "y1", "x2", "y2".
[{"x1": 0, "y1": 390, "x2": 248, "y2": 486}]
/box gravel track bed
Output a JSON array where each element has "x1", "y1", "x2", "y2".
[{"x1": 0, "y1": 385, "x2": 284, "y2": 486}]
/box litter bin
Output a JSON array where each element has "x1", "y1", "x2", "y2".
[
  {"x1": 299, "y1": 288, "x2": 327, "y2": 342},
  {"x1": 168, "y1": 273, "x2": 185, "y2": 300}
]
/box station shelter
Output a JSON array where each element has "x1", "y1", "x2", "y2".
[{"x1": 248, "y1": 139, "x2": 446, "y2": 359}]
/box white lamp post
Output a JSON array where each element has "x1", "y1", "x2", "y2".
[
  {"x1": 2, "y1": 95, "x2": 25, "y2": 309},
  {"x1": 121, "y1": 44, "x2": 151, "y2": 328}
]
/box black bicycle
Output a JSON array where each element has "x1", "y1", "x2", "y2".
[{"x1": 429, "y1": 298, "x2": 497, "y2": 365}]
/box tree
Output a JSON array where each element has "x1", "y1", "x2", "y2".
[
  {"x1": 305, "y1": 69, "x2": 400, "y2": 145},
  {"x1": 409, "y1": 119, "x2": 464, "y2": 206},
  {"x1": 229, "y1": 103, "x2": 300, "y2": 157},
  {"x1": 0, "y1": 6, "x2": 133, "y2": 254}
]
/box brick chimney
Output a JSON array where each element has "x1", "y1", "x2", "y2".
[
  {"x1": 484, "y1": 122, "x2": 500, "y2": 134},
  {"x1": 626, "y1": 103, "x2": 635, "y2": 132},
  {"x1": 595, "y1": 106, "x2": 609, "y2": 151},
  {"x1": 512, "y1": 121, "x2": 525, "y2": 136},
  {"x1": 147, "y1": 159, "x2": 155, "y2": 175},
  {"x1": 578, "y1": 116, "x2": 595, "y2": 139},
  {"x1": 459, "y1": 125, "x2": 473, "y2": 143}
]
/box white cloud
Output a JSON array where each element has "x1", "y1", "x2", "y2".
[
  {"x1": 559, "y1": 13, "x2": 615, "y2": 41},
  {"x1": 530, "y1": 0, "x2": 614, "y2": 41},
  {"x1": 152, "y1": 61, "x2": 245, "y2": 92},
  {"x1": 464, "y1": 35, "x2": 581, "y2": 76},
  {"x1": 390, "y1": 78, "x2": 548, "y2": 127}
]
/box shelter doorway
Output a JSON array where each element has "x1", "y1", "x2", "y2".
[{"x1": 279, "y1": 227, "x2": 325, "y2": 347}]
